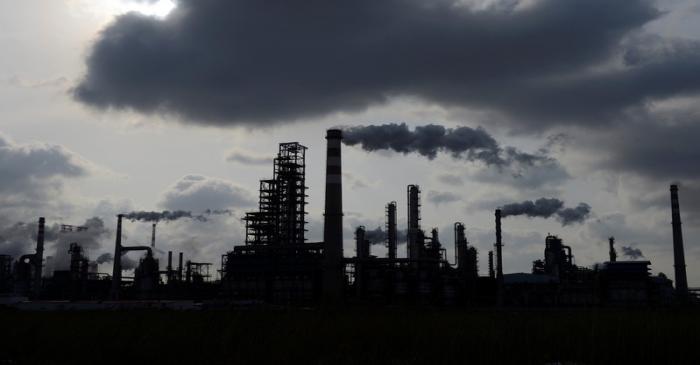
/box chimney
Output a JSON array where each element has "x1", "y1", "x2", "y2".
[
  {"x1": 495, "y1": 209, "x2": 503, "y2": 282},
  {"x1": 386, "y1": 202, "x2": 397, "y2": 260},
  {"x1": 151, "y1": 223, "x2": 156, "y2": 248},
  {"x1": 488, "y1": 251, "x2": 495, "y2": 279},
  {"x1": 323, "y1": 129, "x2": 344, "y2": 301},
  {"x1": 32, "y1": 217, "x2": 45, "y2": 297},
  {"x1": 110, "y1": 214, "x2": 123, "y2": 300},
  {"x1": 608, "y1": 237, "x2": 617, "y2": 262},
  {"x1": 178, "y1": 252, "x2": 184, "y2": 282},
  {"x1": 454, "y1": 222, "x2": 467, "y2": 270},
  {"x1": 670, "y1": 184, "x2": 688, "y2": 297},
  {"x1": 407, "y1": 185, "x2": 421, "y2": 260},
  {"x1": 167, "y1": 251, "x2": 173, "y2": 282}
]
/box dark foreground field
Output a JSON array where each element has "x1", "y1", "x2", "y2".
[{"x1": 0, "y1": 307, "x2": 698, "y2": 364}]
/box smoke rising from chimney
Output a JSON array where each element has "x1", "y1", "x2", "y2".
[
  {"x1": 123, "y1": 210, "x2": 205, "y2": 223},
  {"x1": 501, "y1": 198, "x2": 591, "y2": 226},
  {"x1": 0, "y1": 217, "x2": 110, "y2": 269},
  {"x1": 120, "y1": 253, "x2": 137, "y2": 270},
  {"x1": 342, "y1": 123, "x2": 560, "y2": 170},
  {"x1": 362, "y1": 226, "x2": 407, "y2": 245},
  {"x1": 621, "y1": 246, "x2": 644, "y2": 259},
  {"x1": 556, "y1": 203, "x2": 592, "y2": 226},
  {"x1": 96, "y1": 252, "x2": 113, "y2": 264},
  {"x1": 122, "y1": 209, "x2": 234, "y2": 223}
]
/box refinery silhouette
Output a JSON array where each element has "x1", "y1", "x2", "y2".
[{"x1": 0, "y1": 129, "x2": 695, "y2": 309}]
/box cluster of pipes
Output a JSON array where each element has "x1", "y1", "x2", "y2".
[
  {"x1": 109, "y1": 214, "x2": 202, "y2": 300},
  {"x1": 354, "y1": 191, "x2": 478, "y2": 275}
]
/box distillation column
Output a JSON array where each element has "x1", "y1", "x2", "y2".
[
  {"x1": 407, "y1": 185, "x2": 421, "y2": 260},
  {"x1": 386, "y1": 202, "x2": 397, "y2": 260}
]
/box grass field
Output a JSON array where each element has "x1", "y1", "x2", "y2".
[{"x1": 1, "y1": 307, "x2": 698, "y2": 364}]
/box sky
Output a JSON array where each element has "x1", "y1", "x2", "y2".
[{"x1": 1, "y1": 0, "x2": 699, "y2": 285}]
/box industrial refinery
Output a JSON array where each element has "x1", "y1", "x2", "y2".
[{"x1": 0, "y1": 129, "x2": 695, "y2": 308}]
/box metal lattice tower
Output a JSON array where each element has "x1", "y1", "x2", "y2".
[{"x1": 244, "y1": 142, "x2": 308, "y2": 246}]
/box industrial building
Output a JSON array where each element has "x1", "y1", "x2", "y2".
[{"x1": 0, "y1": 130, "x2": 693, "y2": 308}]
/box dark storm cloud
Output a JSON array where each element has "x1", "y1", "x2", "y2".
[
  {"x1": 73, "y1": 0, "x2": 700, "y2": 128},
  {"x1": 501, "y1": 198, "x2": 591, "y2": 226}
]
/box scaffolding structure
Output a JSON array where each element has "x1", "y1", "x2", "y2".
[{"x1": 244, "y1": 143, "x2": 307, "y2": 246}]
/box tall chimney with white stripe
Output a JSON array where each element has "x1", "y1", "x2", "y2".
[{"x1": 323, "y1": 129, "x2": 344, "y2": 301}]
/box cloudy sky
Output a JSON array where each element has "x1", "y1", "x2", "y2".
[{"x1": 1, "y1": 0, "x2": 699, "y2": 285}]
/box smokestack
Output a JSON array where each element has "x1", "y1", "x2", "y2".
[
  {"x1": 32, "y1": 217, "x2": 45, "y2": 297},
  {"x1": 609, "y1": 237, "x2": 617, "y2": 262},
  {"x1": 386, "y1": 202, "x2": 397, "y2": 260},
  {"x1": 670, "y1": 184, "x2": 688, "y2": 297},
  {"x1": 323, "y1": 129, "x2": 344, "y2": 301},
  {"x1": 151, "y1": 223, "x2": 156, "y2": 248},
  {"x1": 167, "y1": 251, "x2": 173, "y2": 282},
  {"x1": 110, "y1": 214, "x2": 123, "y2": 300},
  {"x1": 488, "y1": 251, "x2": 495, "y2": 279},
  {"x1": 407, "y1": 185, "x2": 421, "y2": 260},
  {"x1": 495, "y1": 209, "x2": 503, "y2": 282},
  {"x1": 178, "y1": 252, "x2": 183, "y2": 282}
]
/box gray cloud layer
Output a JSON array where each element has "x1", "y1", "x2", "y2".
[
  {"x1": 160, "y1": 175, "x2": 255, "y2": 212},
  {"x1": 72, "y1": 0, "x2": 700, "y2": 129},
  {"x1": 0, "y1": 133, "x2": 87, "y2": 199},
  {"x1": 225, "y1": 150, "x2": 272, "y2": 166},
  {"x1": 427, "y1": 190, "x2": 461, "y2": 206}
]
